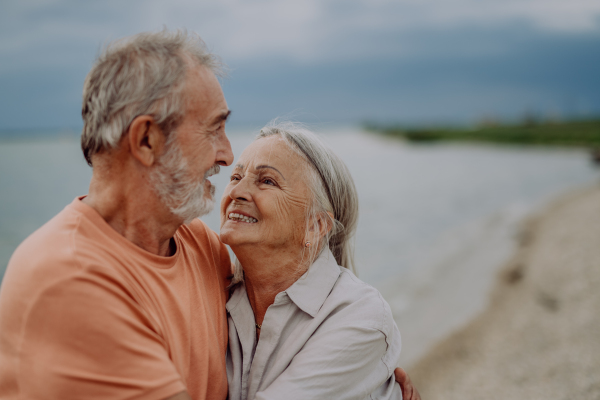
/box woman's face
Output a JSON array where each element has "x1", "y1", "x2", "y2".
[{"x1": 220, "y1": 136, "x2": 312, "y2": 252}]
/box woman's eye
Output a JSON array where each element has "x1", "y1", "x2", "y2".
[
  {"x1": 230, "y1": 175, "x2": 240, "y2": 181},
  {"x1": 262, "y1": 178, "x2": 276, "y2": 186}
]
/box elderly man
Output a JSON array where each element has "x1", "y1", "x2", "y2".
[
  {"x1": 0, "y1": 30, "x2": 419, "y2": 400},
  {"x1": 0, "y1": 30, "x2": 232, "y2": 400}
]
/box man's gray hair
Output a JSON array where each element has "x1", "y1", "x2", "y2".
[
  {"x1": 231, "y1": 121, "x2": 359, "y2": 284},
  {"x1": 81, "y1": 29, "x2": 224, "y2": 166}
]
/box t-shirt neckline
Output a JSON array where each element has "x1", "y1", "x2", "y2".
[{"x1": 69, "y1": 196, "x2": 181, "y2": 269}]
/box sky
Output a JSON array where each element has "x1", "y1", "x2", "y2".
[{"x1": 1, "y1": 0, "x2": 600, "y2": 131}]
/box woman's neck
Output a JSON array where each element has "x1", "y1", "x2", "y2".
[{"x1": 235, "y1": 245, "x2": 310, "y2": 326}]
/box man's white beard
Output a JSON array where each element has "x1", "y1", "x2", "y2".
[{"x1": 149, "y1": 135, "x2": 219, "y2": 225}]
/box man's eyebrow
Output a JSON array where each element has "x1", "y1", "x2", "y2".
[
  {"x1": 211, "y1": 110, "x2": 231, "y2": 125},
  {"x1": 256, "y1": 165, "x2": 286, "y2": 180}
]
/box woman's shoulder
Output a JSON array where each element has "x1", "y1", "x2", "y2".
[
  {"x1": 321, "y1": 267, "x2": 397, "y2": 335},
  {"x1": 334, "y1": 267, "x2": 387, "y2": 303},
  {"x1": 312, "y1": 266, "x2": 402, "y2": 374}
]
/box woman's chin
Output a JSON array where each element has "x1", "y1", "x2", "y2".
[
  {"x1": 219, "y1": 228, "x2": 233, "y2": 245},
  {"x1": 219, "y1": 226, "x2": 249, "y2": 247}
]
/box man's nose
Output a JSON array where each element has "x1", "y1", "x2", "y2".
[{"x1": 216, "y1": 132, "x2": 234, "y2": 167}]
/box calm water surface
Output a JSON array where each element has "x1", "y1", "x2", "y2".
[
  {"x1": 1, "y1": 127, "x2": 598, "y2": 363},
  {"x1": 1, "y1": 127, "x2": 598, "y2": 285}
]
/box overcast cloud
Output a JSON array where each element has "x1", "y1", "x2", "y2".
[{"x1": 1, "y1": 0, "x2": 599, "y2": 129}]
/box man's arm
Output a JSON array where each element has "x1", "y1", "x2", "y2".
[{"x1": 394, "y1": 368, "x2": 422, "y2": 400}]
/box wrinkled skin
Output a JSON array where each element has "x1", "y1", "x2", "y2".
[
  {"x1": 220, "y1": 136, "x2": 314, "y2": 262},
  {"x1": 171, "y1": 65, "x2": 231, "y2": 205}
]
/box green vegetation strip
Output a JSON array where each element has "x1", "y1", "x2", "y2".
[{"x1": 368, "y1": 118, "x2": 600, "y2": 147}]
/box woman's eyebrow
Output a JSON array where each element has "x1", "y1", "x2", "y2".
[{"x1": 256, "y1": 165, "x2": 286, "y2": 180}]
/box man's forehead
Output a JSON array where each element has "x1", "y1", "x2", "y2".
[{"x1": 184, "y1": 65, "x2": 225, "y2": 102}]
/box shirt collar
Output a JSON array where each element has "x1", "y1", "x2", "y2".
[
  {"x1": 226, "y1": 281, "x2": 247, "y2": 314},
  {"x1": 285, "y1": 249, "x2": 342, "y2": 318},
  {"x1": 225, "y1": 250, "x2": 343, "y2": 318}
]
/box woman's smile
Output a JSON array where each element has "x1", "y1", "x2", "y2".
[{"x1": 227, "y1": 212, "x2": 258, "y2": 223}]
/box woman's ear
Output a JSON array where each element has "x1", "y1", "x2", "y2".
[{"x1": 311, "y1": 211, "x2": 334, "y2": 242}]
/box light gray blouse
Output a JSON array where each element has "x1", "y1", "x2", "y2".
[{"x1": 226, "y1": 250, "x2": 403, "y2": 400}]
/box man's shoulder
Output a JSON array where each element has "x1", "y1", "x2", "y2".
[
  {"x1": 4, "y1": 202, "x2": 124, "y2": 291},
  {"x1": 7, "y1": 204, "x2": 83, "y2": 277},
  {"x1": 177, "y1": 219, "x2": 225, "y2": 256},
  {"x1": 177, "y1": 218, "x2": 232, "y2": 279},
  {"x1": 0, "y1": 203, "x2": 119, "y2": 332},
  {"x1": 178, "y1": 218, "x2": 220, "y2": 241}
]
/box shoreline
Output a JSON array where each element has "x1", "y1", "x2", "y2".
[
  {"x1": 380, "y1": 203, "x2": 524, "y2": 368},
  {"x1": 366, "y1": 117, "x2": 600, "y2": 148},
  {"x1": 407, "y1": 183, "x2": 600, "y2": 399}
]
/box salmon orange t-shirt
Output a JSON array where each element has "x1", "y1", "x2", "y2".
[{"x1": 0, "y1": 197, "x2": 231, "y2": 400}]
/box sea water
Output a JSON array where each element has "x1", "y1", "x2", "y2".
[{"x1": 1, "y1": 127, "x2": 598, "y2": 365}]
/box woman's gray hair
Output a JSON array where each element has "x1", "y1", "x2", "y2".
[
  {"x1": 231, "y1": 121, "x2": 359, "y2": 285},
  {"x1": 80, "y1": 29, "x2": 224, "y2": 166}
]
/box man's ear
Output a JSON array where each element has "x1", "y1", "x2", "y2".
[{"x1": 127, "y1": 115, "x2": 165, "y2": 167}]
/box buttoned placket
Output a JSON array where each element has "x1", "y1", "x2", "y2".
[
  {"x1": 245, "y1": 291, "x2": 295, "y2": 400},
  {"x1": 227, "y1": 251, "x2": 348, "y2": 400},
  {"x1": 226, "y1": 286, "x2": 255, "y2": 400}
]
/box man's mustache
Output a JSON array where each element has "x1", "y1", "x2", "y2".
[{"x1": 204, "y1": 164, "x2": 220, "y2": 179}]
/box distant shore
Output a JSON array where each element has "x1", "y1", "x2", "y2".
[
  {"x1": 408, "y1": 183, "x2": 600, "y2": 399},
  {"x1": 367, "y1": 118, "x2": 600, "y2": 148}
]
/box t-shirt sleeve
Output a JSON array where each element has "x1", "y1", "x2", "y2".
[{"x1": 18, "y1": 270, "x2": 186, "y2": 400}]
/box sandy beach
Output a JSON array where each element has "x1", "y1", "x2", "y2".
[{"x1": 408, "y1": 183, "x2": 600, "y2": 399}]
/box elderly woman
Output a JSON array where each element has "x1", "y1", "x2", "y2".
[{"x1": 220, "y1": 122, "x2": 407, "y2": 400}]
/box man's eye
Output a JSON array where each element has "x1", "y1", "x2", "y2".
[
  {"x1": 212, "y1": 122, "x2": 226, "y2": 135},
  {"x1": 209, "y1": 125, "x2": 222, "y2": 136}
]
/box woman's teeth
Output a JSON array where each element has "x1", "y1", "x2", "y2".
[{"x1": 228, "y1": 213, "x2": 258, "y2": 223}]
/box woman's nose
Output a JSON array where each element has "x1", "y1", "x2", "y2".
[{"x1": 229, "y1": 176, "x2": 252, "y2": 202}]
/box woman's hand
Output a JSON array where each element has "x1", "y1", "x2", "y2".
[{"x1": 394, "y1": 368, "x2": 421, "y2": 400}]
